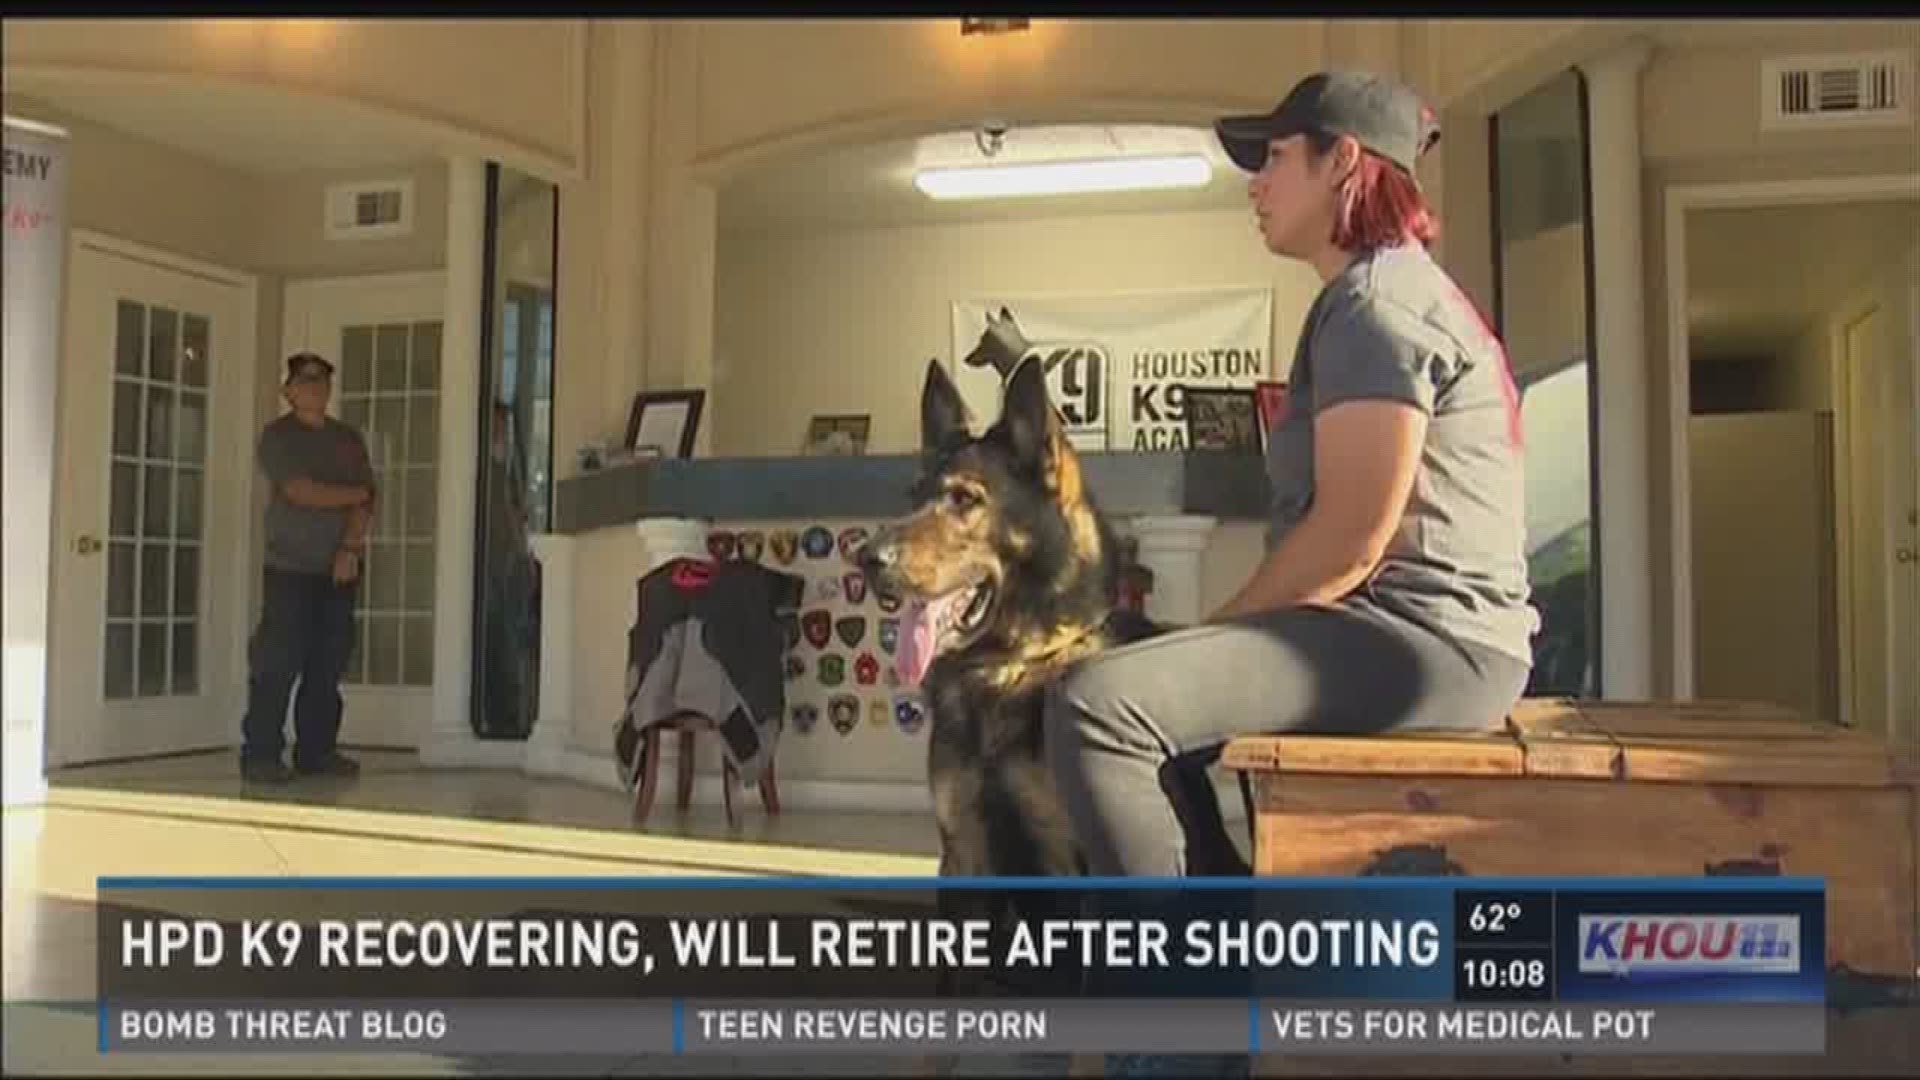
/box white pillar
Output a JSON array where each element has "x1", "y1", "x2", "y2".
[
  {"x1": 2, "y1": 117, "x2": 69, "y2": 807},
  {"x1": 1127, "y1": 516, "x2": 1219, "y2": 625},
  {"x1": 1578, "y1": 39, "x2": 1655, "y2": 701},
  {"x1": 423, "y1": 157, "x2": 517, "y2": 768},
  {"x1": 522, "y1": 533, "x2": 576, "y2": 777}
]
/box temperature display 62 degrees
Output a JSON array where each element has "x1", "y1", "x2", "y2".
[{"x1": 1454, "y1": 890, "x2": 1552, "y2": 945}]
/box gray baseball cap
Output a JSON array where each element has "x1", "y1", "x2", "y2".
[{"x1": 1215, "y1": 71, "x2": 1440, "y2": 175}]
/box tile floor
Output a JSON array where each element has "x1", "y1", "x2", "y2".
[{"x1": 4, "y1": 751, "x2": 1913, "y2": 1077}]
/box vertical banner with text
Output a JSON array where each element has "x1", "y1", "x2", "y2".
[
  {"x1": 2, "y1": 117, "x2": 69, "y2": 805},
  {"x1": 950, "y1": 288, "x2": 1273, "y2": 453}
]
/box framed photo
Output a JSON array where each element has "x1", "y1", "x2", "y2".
[
  {"x1": 625, "y1": 389, "x2": 704, "y2": 458},
  {"x1": 802, "y1": 414, "x2": 871, "y2": 457},
  {"x1": 1181, "y1": 385, "x2": 1262, "y2": 454},
  {"x1": 1254, "y1": 380, "x2": 1290, "y2": 436}
]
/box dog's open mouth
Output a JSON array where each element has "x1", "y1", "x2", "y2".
[{"x1": 890, "y1": 578, "x2": 996, "y2": 687}]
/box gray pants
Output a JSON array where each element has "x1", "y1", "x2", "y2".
[{"x1": 1044, "y1": 597, "x2": 1530, "y2": 877}]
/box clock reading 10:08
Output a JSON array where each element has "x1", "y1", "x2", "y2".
[{"x1": 1460, "y1": 956, "x2": 1549, "y2": 991}]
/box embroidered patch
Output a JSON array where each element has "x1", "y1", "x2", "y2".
[
  {"x1": 801, "y1": 610, "x2": 832, "y2": 649},
  {"x1": 769, "y1": 530, "x2": 799, "y2": 564},
  {"x1": 837, "y1": 526, "x2": 870, "y2": 564},
  {"x1": 892, "y1": 694, "x2": 927, "y2": 735},
  {"x1": 828, "y1": 694, "x2": 860, "y2": 735},
  {"x1": 736, "y1": 531, "x2": 765, "y2": 562},
  {"x1": 813, "y1": 575, "x2": 843, "y2": 604}
]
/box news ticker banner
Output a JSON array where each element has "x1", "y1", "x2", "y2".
[{"x1": 97, "y1": 875, "x2": 1827, "y2": 1056}]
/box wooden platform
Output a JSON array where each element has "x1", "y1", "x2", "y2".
[{"x1": 1221, "y1": 698, "x2": 1920, "y2": 984}]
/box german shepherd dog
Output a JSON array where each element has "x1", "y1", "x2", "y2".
[{"x1": 858, "y1": 354, "x2": 1150, "y2": 879}]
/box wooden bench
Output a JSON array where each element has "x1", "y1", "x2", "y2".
[{"x1": 1221, "y1": 698, "x2": 1920, "y2": 989}]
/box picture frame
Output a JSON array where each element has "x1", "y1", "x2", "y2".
[
  {"x1": 1181, "y1": 385, "x2": 1262, "y2": 454},
  {"x1": 802, "y1": 414, "x2": 872, "y2": 457},
  {"x1": 624, "y1": 389, "x2": 704, "y2": 459}
]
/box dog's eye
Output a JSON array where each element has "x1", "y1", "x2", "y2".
[{"x1": 945, "y1": 487, "x2": 982, "y2": 512}]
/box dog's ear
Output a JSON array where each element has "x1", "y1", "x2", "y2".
[
  {"x1": 1002, "y1": 358, "x2": 1085, "y2": 504},
  {"x1": 922, "y1": 359, "x2": 970, "y2": 453},
  {"x1": 1002, "y1": 356, "x2": 1056, "y2": 469}
]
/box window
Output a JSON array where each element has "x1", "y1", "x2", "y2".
[
  {"x1": 104, "y1": 301, "x2": 210, "y2": 699},
  {"x1": 336, "y1": 320, "x2": 442, "y2": 688}
]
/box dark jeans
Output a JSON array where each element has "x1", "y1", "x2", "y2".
[
  {"x1": 241, "y1": 568, "x2": 358, "y2": 768},
  {"x1": 1045, "y1": 596, "x2": 1531, "y2": 877}
]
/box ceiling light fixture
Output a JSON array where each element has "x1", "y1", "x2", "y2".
[
  {"x1": 913, "y1": 154, "x2": 1212, "y2": 201},
  {"x1": 960, "y1": 18, "x2": 1030, "y2": 36}
]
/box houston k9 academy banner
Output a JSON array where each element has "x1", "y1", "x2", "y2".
[
  {"x1": 3, "y1": 116, "x2": 68, "y2": 806},
  {"x1": 950, "y1": 287, "x2": 1273, "y2": 452}
]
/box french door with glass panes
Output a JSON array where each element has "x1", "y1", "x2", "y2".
[
  {"x1": 49, "y1": 235, "x2": 257, "y2": 766},
  {"x1": 281, "y1": 273, "x2": 444, "y2": 749}
]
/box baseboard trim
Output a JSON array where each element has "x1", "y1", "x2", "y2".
[
  {"x1": 418, "y1": 735, "x2": 528, "y2": 770},
  {"x1": 524, "y1": 745, "x2": 934, "y2": 814}
]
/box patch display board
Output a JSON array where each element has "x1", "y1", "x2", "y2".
[{"x1": 702, "y1": 520, "x2": 927, "y2": 744}]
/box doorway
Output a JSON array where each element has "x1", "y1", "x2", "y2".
[
  {"x1": 281, "y1": 272, "x2": 447, "y2": 750},
  {"x1": 48, "y1": 233, "x2": 258, "y2": 766},
  {"x1": 1672, "y1": 181, "x2": 1919, "y2": 745}
]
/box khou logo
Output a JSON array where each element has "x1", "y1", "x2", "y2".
[{"x1": 1577, "y1": 914, "x2": 1801, "y2": 976}]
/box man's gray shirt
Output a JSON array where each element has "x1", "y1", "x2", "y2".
[
  {"x1": 258, "y1": 413, "x2": 374, "y2": 575},
  {"x1": 1265, "y1": 243, "x2": 1539, "y2": 664}
]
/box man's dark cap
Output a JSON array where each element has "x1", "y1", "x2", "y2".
[
  {"x1": 1215, "y1": 70, "x2": 1440, "y2": 176},
  {"x1": 285, "y1": 352, "x2": 335, "y2": 383}
]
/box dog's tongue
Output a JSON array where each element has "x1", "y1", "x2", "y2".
[{"x1": 893, "y1": 589, "x2": 971, "y2": 688}]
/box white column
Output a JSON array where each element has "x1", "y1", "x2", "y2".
[
  {"x1": 2, "y1": 117, "x2": 68, "y2": 807},
  {"x1": 1127, "y1": 516, "x2": 1219, "y2": 625},
  {"x1": 522, "y1": 533, "x2": 576, "y2": 777},
  {"x1": 423, "y1": 157, "x2": 518, "y2": 768},
  {"x1": 1578, "y1": 39, "x2": 1655, "y2": 701}
]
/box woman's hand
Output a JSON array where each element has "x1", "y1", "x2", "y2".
[{"x1": 1210, "y1": 398, "x2": 1427, "y2": 621}]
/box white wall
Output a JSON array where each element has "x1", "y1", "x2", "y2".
[{"x1": 711, "y1": 208, "x2": 1322, "y2": 457}]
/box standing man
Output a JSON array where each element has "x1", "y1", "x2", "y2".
[{"x1": 241, "y1": 352, "x2": 375, "y2": 783}]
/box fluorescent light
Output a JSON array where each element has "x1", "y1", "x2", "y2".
[{"x1": 913, "y1": 154, "x2": 1212, "y2": 201}]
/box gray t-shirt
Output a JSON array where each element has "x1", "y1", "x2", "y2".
[
  {"x1": 258, "y1": 413, "x2": 374, "y2": 574},
  {"x1": 1265, "y1": 243, "x2": 1539, "y2": 663}
]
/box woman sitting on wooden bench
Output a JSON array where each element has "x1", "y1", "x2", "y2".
[{"x1": 1045, "y1": 70, "x2": 1540, "y2": 878}]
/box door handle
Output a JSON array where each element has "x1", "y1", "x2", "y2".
[
  {"x1": 75, "y1": 535, "x2": 102, "y2": 556},
  {"x1": 1898, "y1": 548, "x2": 1919, "y2": 564}
]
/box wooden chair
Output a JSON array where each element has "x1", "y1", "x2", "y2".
[{"x1": 629, "y1": 711, "x2": 780, "y2": 830}]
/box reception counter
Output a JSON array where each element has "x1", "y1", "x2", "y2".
[{"x1": 522, "y1": 452, "x2": 1272, "y2": 815}]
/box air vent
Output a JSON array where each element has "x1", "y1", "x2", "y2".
[
  {"x1": 1761, "y1": 51, "x2": 1911, "y2": 130},
  {"x1": 324, "y1": 179, "x2": 414, "y2": 241}
]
